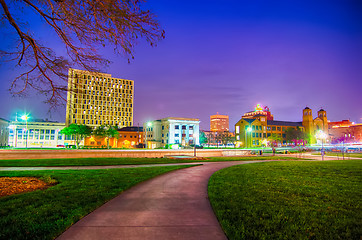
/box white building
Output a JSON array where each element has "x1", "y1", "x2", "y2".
[
  {"x1": 144, "y1": 117, "x2": 200, "y2": 149},
  {"x1": 8, "y1": 120, "x2": 77, "y2": 148}
]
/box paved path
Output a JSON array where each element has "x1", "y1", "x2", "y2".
[{"x1": 56, "y1": 161, "x2": 261, "y2": 240}]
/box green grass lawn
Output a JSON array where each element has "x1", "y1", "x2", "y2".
[
  {"x1": 208, "y1": 160, "x2": 362, "y2": 240},
  {"x1": 0, "y1": 165, "x2": 193, "y2": 240},
  {"x1": 313, "y1": 152, "x2": 362, "y2": 158},
  {"x1": 0, "y1": 156, "x2": 308, "y2": 167}
]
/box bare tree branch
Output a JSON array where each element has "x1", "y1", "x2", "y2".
[{"x1": 0, "y1": 0, "x2": 164, "y2": 108}]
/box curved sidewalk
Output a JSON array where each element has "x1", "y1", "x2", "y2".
[{"x1": 57, "y1": 161, "x2": 259, "y2": 240}]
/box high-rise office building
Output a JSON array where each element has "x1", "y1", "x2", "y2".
[
  {"x1": 66, "y1": 68, "x2": 134, "y2": 128},
  {"x1": 210, "y1": 113, "x2": 229, "y2": 132}
]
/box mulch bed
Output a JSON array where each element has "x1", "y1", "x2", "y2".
[{"x1": 0, "y1": 177, "x2": 50, "y2": 197}]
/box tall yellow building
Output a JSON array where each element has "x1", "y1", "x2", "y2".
[{"x1": 66, "y1": 68, "x2": 134, "y2": 128}]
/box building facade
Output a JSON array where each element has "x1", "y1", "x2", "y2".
[
  {"x1": 84, "y1": 126, "x2": 144, "y2": 148},
  {"x1": 328, "y1": 120, "x2": 362, "y2": 143},
  {"x1": 210, "y1": 113, "x2": 229, "y2": 132},
  {"x1": 302, "y1": 107, "x2": 329, "y2": 143},
  {"x1": 144, "y1": 117, "x2": 200, "y2": 149},
  {"x1": 7, "y1": 120, "x2": 72, "y2": 148},
  {"x1": 0, "y1": 118, "x2": 9, "y2": 147},
  {"x1": 234, "y1": 105, "x2": 329, "y2": 147},
  {"x1": 66, "y1": 68, "x2": 134, "y2": 128}
]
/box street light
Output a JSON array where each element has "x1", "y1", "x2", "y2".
[
  {"x1": 20, "y1": 114, "x2": 30, "y2": 148},
  {"x1": 146, "y1": 122, "x2": 152, "y2": 149},
  {"x1": 315, "y1": 130, "x2": 327, "y2": 160},
  {"x1": 245, "y1": 126, "x2": 252, "y2": 148}
]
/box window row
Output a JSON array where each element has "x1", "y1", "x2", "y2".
[
  {"x1": 73, "y1": 85, "x2": 133, "y2": 93},
  {"x1": 73, "y1": 91, "x2": 132, "y2": 99},
  {"x1": 73, "y1": 119, "x2": 132, "y2": 126},
  {"x1": 72, "y1": 103, "x2": 132, "y2": 109},
  {"x1": 75, "y1": 99, "x2": 132, "y2": 105},
  {"x1": 73, "y1": 115, "x2": 132, "y2": 121},
  {"x1": 174, "y1": 125, "x2": 194, "y2": 130},
  {"x1": 73, "y1": 106, "x2": 132, "y2": 113},
  {"x1": 73, "y1": 74, "x2": 133, "y2": 86}
]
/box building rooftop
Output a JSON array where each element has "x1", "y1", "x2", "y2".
[
  {"x1": 243, "y1": 119, "x2": 256, "y2": 124},
  {"x1": 0, "y1": 118, "x2": 10, "y2": 122},
  {"x1": 119, "y1": 126, "x2": 143, "y2": 132},
  {"x1": 164, "y1": 117, "x2": 200, "y2": 122},
  {"x1": 267, "y1": 120, "x2": 303, "y2": 127}
]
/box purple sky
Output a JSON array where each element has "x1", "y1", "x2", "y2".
[{"x1": 0, "y1": 0, "x2": 361, "y2": 130}]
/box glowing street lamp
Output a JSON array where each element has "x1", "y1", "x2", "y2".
[
  {"x1": 20, "y1": 114, "x2": 30, "y2": 148},
  {"x1": 146, "y1": 122, "x2": 152, "y2": 149},
  {"x1": 315, "y1": 130, "x2": 327, "y2": 160}
]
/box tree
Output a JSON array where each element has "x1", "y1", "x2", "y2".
[
  {"x1": 93, "y1": 125, "x2": 119, "y2": 149},
  {"x1": 1, "y1": 0, "x2": 165, "y2": 107},
  {"x1": 199, "y1": 131, "x2": 207, "y2": 145},
  {"x1": 285, "y1": 127, "x2": 307, "y2": 146},
  {"x1": 268, "y1": 133, "x2": 282, "y2": 155},
  {"x1": 219, "y1": 131, "x2": 233, "y2": 147},
  {"x1": 268, "y1": 133, "x2": 282, "y2": 146},
  {"x1": 214, "y1": 131, "x2": 223, "y2": 148},
  {"x1": 205, "y1": 132, "x2": 214, "y2": 147},
  {"x1": 60, "y1": 124, "x2": 92, "y2": 149}
]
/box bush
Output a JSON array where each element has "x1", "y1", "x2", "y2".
[{"x1": 39, "y1": 175, "x2": 58, "y2": 185}]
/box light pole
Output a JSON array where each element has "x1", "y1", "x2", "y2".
[
  {"x1": 146, "y1": 122, "x2": 152, "y2": 149},
  {"x1": 21, "y1": 114, "x2": 30, "y2": 148},
  {"x1": 342, "y1": 141, "x2": 344, "y2": 160},
  {"x1": 315, "y1": 130, "x2": 327, "y2": 160}
]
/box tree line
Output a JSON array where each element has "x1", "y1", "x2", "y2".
[{"x1": 60, "y1": 124, "x2": 119, "y2": 149}]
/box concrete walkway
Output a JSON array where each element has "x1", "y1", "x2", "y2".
[{"x1": 56, "y1": 161, "x2": 260, "y2": 240}]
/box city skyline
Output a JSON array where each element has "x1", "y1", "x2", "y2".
[{"x1": 0, "y1": 1, "x2": 361, "y2": 130}]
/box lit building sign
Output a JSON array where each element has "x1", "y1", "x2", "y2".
[{"x1": 255, "y1": 104, "x2": 263, "y2": 112}]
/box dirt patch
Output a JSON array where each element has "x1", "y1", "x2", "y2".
[{"x1": 0, "y1": 177, "x2": 51, "y2": 197}]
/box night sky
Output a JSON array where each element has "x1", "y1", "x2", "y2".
[{"x1": 0, "y1": 0, "x2": 361, "y2": 130}]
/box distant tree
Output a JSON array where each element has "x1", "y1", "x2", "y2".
[
  {"x1": 206, "y1": 132, "x2": 214, "y2": 147},
  {"x1": 199, "y1": 131, "x2": 207, "y2": 145},
  {"x1": 214, "y1": 131, "x2": 223, "y2": 148},
  {"x1": 60, "y1": 124, "x2": 92, "y2": 149},
  {"x1": 1, "y1": 0, "x2": 164, "y2": 107},
  {"x1": 268, "y1": 133, "x2": 282, "y2": 155},
  {"x1": 220, "y1": 131, "x2": 233, "y2": 147},
  {"x1": 93, "y1": 125, "x2": 119, "y2": 149},
  {"x1": 285, "y1": 127, "x2": 307, "y2": 146},
  {"x1": 268, "y1": 134, "x2": 282, "y2": 147}
]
